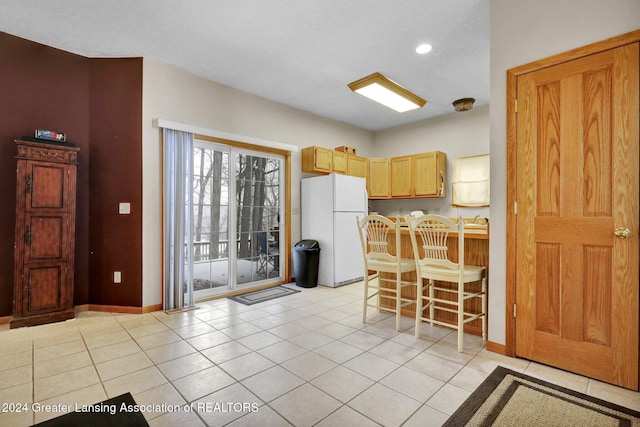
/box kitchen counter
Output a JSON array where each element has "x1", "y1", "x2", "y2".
[{"x1": 395, "y1": 224, "x2": 489, "y2": 239}]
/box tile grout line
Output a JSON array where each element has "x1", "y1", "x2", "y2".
[
  {"x1": 220, "y1": 312, "x2": 463, "y2": 426},
  {"x1": 116, "y1": 313, "x2": 210, "y2": 425},
  {"x1": 80, "y1": 315, "x2": 112, "y2": 406}
]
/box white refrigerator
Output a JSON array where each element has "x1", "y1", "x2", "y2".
[{"x1": 301, "y1": 174, "x2": 367, "y2": 287}]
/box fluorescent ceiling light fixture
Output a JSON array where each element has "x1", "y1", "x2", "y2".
[{"x1": 348, "y1": 72, "x2": 426, "y2": 113}]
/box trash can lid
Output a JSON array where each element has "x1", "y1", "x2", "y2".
[{"x1": 294, "y1": 239, "x2": 320, "y2": 249}]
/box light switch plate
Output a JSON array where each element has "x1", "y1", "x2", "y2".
[
  {"x1": 119, "y1": 203, "x2": 131, "y2": 215},
  {"x1": 114, "y1": 271, "x2": 122, "y2": 283}
]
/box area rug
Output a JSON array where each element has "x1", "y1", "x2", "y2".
[
  {"x1": 34, "y1": 392, "x2": 148, "y2": 426},
  {"x1": 229, "y1": 285, "x2": 300, "y2": 305},
  {"x1": 443, "y1": 366, "x2": 640, "y2": 427}
]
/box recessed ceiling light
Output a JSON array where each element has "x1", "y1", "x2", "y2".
[{"x1": 416, "y1": 44, "x2": 432, "y2": 54}]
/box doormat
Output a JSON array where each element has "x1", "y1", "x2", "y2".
[
  {"x1": 443, "y1": 366, "x2": 640, "y2": 426},
  {"x1": 34, "y1": 392, "x2": 148, "y2": 426},
  {"x1": 229, "y1": 285, "x2": 300, "y2": 305}
]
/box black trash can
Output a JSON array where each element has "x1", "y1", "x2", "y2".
[{"x1": 293, "y1": 240, "x2": 321, "y2": 288}]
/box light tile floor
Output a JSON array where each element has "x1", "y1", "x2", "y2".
[{"x1": 1, "y1": 281, "x2": 639, "y2": 426}]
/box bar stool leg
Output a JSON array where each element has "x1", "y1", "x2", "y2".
[
  {"x1": 482, "y1": 277, "x2": 487, "y2": 341},
  {"x1": 395, "y1": 273, "x2": 401, "y2": 331},
  {"x1": 362, "y1": 273, "x2": 369, "y2": 323},
  {"x1": 458, "y1": 279, "x2": 464, "y2": 353},
  {"x1": 428, "y1": 279, "x2": 435, "y2": 325},
  {"x1": 414, "y1": 278, "x2": 423, "y2": 338}
]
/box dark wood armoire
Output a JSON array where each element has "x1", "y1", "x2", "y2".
[{"x1": 11, "y1": 139, "x2": 79, "y2": 328}]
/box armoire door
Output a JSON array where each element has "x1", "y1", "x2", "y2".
[
  {"x1": 12, "y1": 140, "x2": 78, "y2": 328},
  {"x1": 21, "y1": 161, "x2": 74, "y2": 317},
  {"x1": 21, "y1": 211, "x2": 71, "y2": 316},
  {"x1": 514, "y1": 43, "x2": 639, "y2": 389}
]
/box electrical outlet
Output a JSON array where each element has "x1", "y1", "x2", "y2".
[{"x1": 114, "y1": 271, "x2": 122, "y2": 284}]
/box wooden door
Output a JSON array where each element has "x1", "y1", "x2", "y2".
[{"x1": 515, "y1": 43, "x2": 639, "y2": 389}]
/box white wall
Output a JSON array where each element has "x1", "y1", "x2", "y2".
[
  {"x1": 370, "y1": 104, "x2": 490, "y2": 219},
  {"x1": 141, "y1": 59, "x2": 372, "y2": 306},
  {"x1": 490, "y1": 0, "x2": 640, "y2": 344}
]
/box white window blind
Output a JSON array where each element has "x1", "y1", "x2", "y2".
[{"x1": 452, "y1": 154, "x2": 490, "y2": 207}]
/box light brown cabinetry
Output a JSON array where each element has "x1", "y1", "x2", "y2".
[
  {"x1": 11, "y1": 140, "x2": 79, "y2": 328},
  {"x1": 332, "y1": 150, "x2": 347, "y2": 173},
  {"x1": 301, "y1": 146, "x2": 333, "y2": 173},
  {"x1": 414, "y1": 151, "x2": 446, "y2": 197},
  {"x1": 301, "y1": 146, "x2": 366, "y2": 178},
  {"x1": 368, "y1": 158, "x2": 390, "y2": 198},
  {"x1": 347, "y1": 154, "x2": 367, "y2": 178},
  {"x1": 301, "y1": 146, "x2": 446, "y2": 199},
  {"x1": 390, "y1": 155, "x2": 413, "y2": 197},
  {"x1": 384, "y1": 151, "x2": 446, "y2": 199}
]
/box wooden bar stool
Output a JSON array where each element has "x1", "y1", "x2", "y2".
[
  {"x1": 407, "y1": 214, "x2": 487, "y2": 352},
  {"x1": 356, "y1": 214, "x2": 416, "y2": 331}
]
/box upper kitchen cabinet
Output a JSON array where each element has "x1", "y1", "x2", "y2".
[
  {"x1": 301, "y1": 146, "x2": 361, "y2": 176},
  {"x1": 332, "y1": 150, "x2": 347, "y2": 173},
  {"x1": 368, "y1": 158, "x2": 390, "y2": 198},
  {"x1": 301, "y1": 146, "x2": 333, "y2": 173},
  {"x1": 388, "y1": 151, "x2": 446, "y2": 199},
  {"x1": 347, "y1": 154, "x2": 367, "y2": 178},
  {"x1": 301, "y1": 146, "x2": 446, "y2": 199},
  {"x1": 390, "y1": 155, "x2": 413, "y2": 197},
  {"x1": 414, "y1": 151, "x2": 446, "y2": 197}
]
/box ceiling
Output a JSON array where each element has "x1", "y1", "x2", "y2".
[{"x1": 0, "y1": 0, "x2": 489, "y2": 131}]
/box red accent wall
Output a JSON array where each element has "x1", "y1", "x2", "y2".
[
  {"x1": 89, "y1": 58, "x2": 143, "y2": 306},
  {"x1": 0, "y1": 32, "x2": 143, "y2": 316}
]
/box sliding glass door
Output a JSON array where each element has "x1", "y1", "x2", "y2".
[
  {"x1": 190, "y1": 140, "x2": 284, "y2": 299},
  {"x1": 190, "y1": 142, "x2": 230, "y2": 298},
  {"x1": 236, "y1": 153, "x2": 281, "y2": 285}
]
